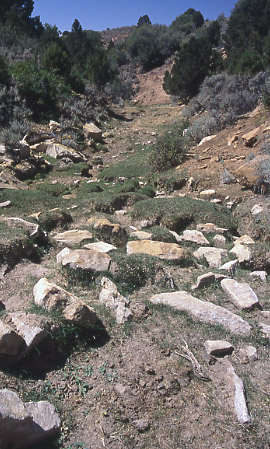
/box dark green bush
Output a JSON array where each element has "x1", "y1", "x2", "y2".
[{"x1": 149, "y1": 121, "x2": 188, "y2": 172}]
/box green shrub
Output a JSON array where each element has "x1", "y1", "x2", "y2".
[
  {"x1": 113, "y1": 179, "x2": 139, "y2": 193},
  {"x1": 139, "y1": 184, "x2": 155, "y2": 197},
  {"x1": 149, "y1": 122, "x2": 188, "y2": 172},
  {"x1": 149, "y1": 226, "x2": 177, "y2": 243}
]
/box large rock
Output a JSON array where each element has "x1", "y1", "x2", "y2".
[
  {"x1": 193, "y1": 247, "x2": 228, "y2": 268},
  {"x1": 181, "y1": 230, "x2": 209, "y2": 245},
  {"x1": 235, "y1": 155, "x2": 270, "y2": 191},
  {"x1": 191, "y1": 272, "x2": 228, "y2": 290},
  {"x1": 52, "y1": 229, "x2": 93, "y2": 247},
  {"x1": 150, "y1": 291, "x2": 251, "y2": 336},
  {"x1": 197, "y1": 223, "x2": 228, "y2": 234},
  {"x1": 0, "y1": 389, "x2": 61, "y2": 449},
  {"x1": 130, "y1": 230, "x2": 152, "y2": 240},
  {"x1": 221, "y1": 279, "x2": 260, "y2": 311},
  {"x1": 33, "y1": 278, "x2": 97, "y2": 326},
  {"x1": 87, "y1": 217, "x2": 127, "y2": 243},
  {"x1": 127, "y1": 240, "x2": 189, "y2": 261},
  {"x1": 60, "y1": 249, "x2": 112, "y2": 272},
  {"x1": 230, "y1": 244, "x2": 252, "y2": 264},
  {"x1": 5, "y1": 217, "x2": 46, "y2": 240},
  {"x1": 83, "y1": 123, "x2": 102, "y2": 140},
  {"x1": 46, "y1": 143, "x2": 86, "y2": 162},
  {"x1": 99, "y1": 277, "x2": 133, "y2": 324},
  {"x1": 242, "y1": 126, "x2": 262, "y2": 147}
]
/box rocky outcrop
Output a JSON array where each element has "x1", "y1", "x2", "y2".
[
  {"x1": 46, "y1": 143, "x2": 86, "y2": 162},
  {"x1": 83, "y1": 123, "x2": 102, "y2": 140},
  {"x1": 0, "y1": 389, "x2": 61, "y2": 449},
  {"x1": 150, "y1": 291, "x2": 251, "y2": 336},
  {"x1": 99, "y1": 277, "x2": 133, "y2": 324},
  {"x1": 193, "y1": 247, "x2": 228, "y2": 268},
  {"x1": 127, "y1": 240, "x2": 189, "y2": 260}
]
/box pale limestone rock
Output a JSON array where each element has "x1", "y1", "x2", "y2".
[
  {"x1": 213, "y1": 234, "x2": 227, "y2": 248},
  {"x1": 127, "y1": 240, "x2": 189, "y2": 261},
  {"x1": 260, "y1": 322, "x2": 270, "y2": 338},
  {"x1": 0, "y1": 321, "x2": 24, "y2": 357},
  {"x1": 99, "y1": 277, "x2": 133, "y2": 324},
  {"x1": 83, "y1": 123, "x2": 102, "y2": 140},
  {"x1": 221, "y1": 279, "x2": 260, "y2": 310},
  {"x1": 230, "y1": 244, "x2": 252, "y2": 264},
  {"x1": 6, "y1": 313, "x2": 48, "y2": 359},
  {"x1": 5, "y1": 217, "x2": 45, "y2": 240},
  {"x1": 198, "y1": 135, "x2": 216, "y2": 146},
  {"x1": 227, "y1": 363, "x2": 251, "y2": 424},
  {"x1": 56, "y1": 247, "x2": 72, "y2": 263},
  {"x1": 200, "y1": 189, "x2": 216, "y2": 196},
  {"x1": 150, "y1": 291, "x2": 251, "y2": 336},
  {"x1": 242, "y1": 126, "x2": 262, "y2": 147},
  {"x1": 0, "y1": 390, "x2": 61, "y2": 449},
  {"x1": 52, "y1": 229, "x2": 93, "y2": 247},
  {"x1": 87, "y1": 217, "x2": 127, "y2": 240},
  {"x1": 191, "y1": 272, "x2": 215, "y2": 290},
  {"x1": 60, "y1": 249, "x2": 111, "y2": 272},
  {"x1": 197, "y1": 223, "x2": 228, "y2": 234},
  {"x1": 249, "y1": 271, "x2": 267, "y2": 282},
  {"x1": 239, "y1": 345, "x2": 258, "y2": 363},
  {"x1": 181, "y1": 230, "x2": 209, "y2": 245},
  {"x1": 46, "y1": 143, "x2": 86, "y2": 162},
  {"x1": 84, "y1": 241, "x2": 117, "y2": 253},
  {"x1": 251, "y1": 204, "x2": 263, "y2": 215},
  {"x1": 168, "y1": 230, "x2": 183, "y2": 242},
  {"x1": 33, "y1": 278, "x2": 97, "y2": 326},
  {"x1": 219, "y1": 259, "x2": 239, "y2": 272},
  {"x1": 234, "y1": 235, "x2": 255, "y2": 246},
  {"x1": 130, "y1": 230, "x2": 152, "y2": 240},
  {"x1": 204, "y1": 340, "x2": 234, "y2": 357},
  {"x1": 193, "y1": 247, "x2": 228, "y2": 268}
]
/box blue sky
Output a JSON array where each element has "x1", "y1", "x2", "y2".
[{"x1": 33, "y1": 0, "x2": 238, "y2": 32}]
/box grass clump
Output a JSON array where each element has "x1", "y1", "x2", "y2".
[
  {"x1": 99, "y1": 146, "x2": 151, "y2": 181},
  {"x1": 149, "y1": 121, "x2": 188, "y2": 173},
  {"x1": 149, "y1": 226, "x2": 177, "y2": 243},
  {"x1": 131, "y1": 197, "x2": 237, "y2": 232},
  {"x1": 36, "y1": 182, "x2": 70, "y2": 197}
]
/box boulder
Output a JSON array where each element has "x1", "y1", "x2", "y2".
[
  {"x1": 60, "y1": 249, "x2": 112, "y2": 272},
  {"x1": 193, "y1": 247, "x2": 228, "y2": 268},
  {"x1": 23, "y1": 132, "x2": 53, "y2": 146},
  {"x1": 46, "y1": 143, "x2": 86, "y2": 162},
  {"x1": 219, "y1": 259, "x2": 239, "y2": 273},
  {"x1": 0, "y1": 390, "x2": 60, "y2": 449},
  {"x1": 150, "y1": 291, "x2": 251, "y2": 336},
  {"x1": 235, "y1": 155, "x2": 270, "y2": 190},
  {"x1": 181, "y1": 230, "x2": 209, "y2": 245},
  {"x1": 199, "y1": 189, "x2": 216, "y2": 197},
  {"x1": 191, "y1": 272, "x2": 228, "y2": 290},
  {"x1": 242, "y1": 126, "x2": 262, "y2": 147},
  {"x1": 52, "y1": 229, "x2": 93, "y2": 247},
  {"x1": 56, "y1": 247, "x2": 72, "y2": 263},
  {"x1": 239, "y1": 345, "x2": 258, "y2": 363},
  {"x1": 249, "y1": 271, "x2": 267, "y2": 282},
  {"x1": 87, "y1": 217, "x2": 127, "y2": 242},
  {"x1": 83, "y1": 123, "x2": 102, "y2": 140},
  {"x1": 33, "y1": 278, "x2": 98, "y2": 326},
  {"x1": 5, "y1": 217, "x2": 45, "y2": 240},
  {"x1": 127, "y1": 240, "x2": 189, "y2": 261},
  {"x1": 0, "y1": 321, "x2": 24, "y2": 357},
  {"x1": 204, "y1": 340, "x2": 234, "y2": 357},
  {"x1": 221, "y1": 279, "x2": 260, "y2": 310}
]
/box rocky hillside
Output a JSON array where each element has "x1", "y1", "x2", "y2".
[{"x1": 0, "y1": 93, "x2": 270, "y2": 449}]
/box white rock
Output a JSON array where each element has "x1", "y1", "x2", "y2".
[
  {"x1": 227, "y1": 364, "x2": 251, "y2": 424},
  {"x1": 168, "y1": 230, "x2": 183, "y2": 242},
  {"x1": 191, "y1": 272, "x2": 215, "y2": 290},
  {"x1": 200, "y1": 189, "x2": 216, "y2": 196},
  {"x1": 99, "y1": 277, "x2": 133, "y2": 324},
  {"x1": 60, "y1": 249, "x2": 112, "y2": 272},
  {"x1": 0, "y1": 390, "x2": 61, "y2": 448},
  {"x1": 213, "y1": 234, "x2": 227, "y2": 248},
  {"x1": 230, "y1": 244, "x2": 252, "y2": 264},
  {"x1": 260, "y1": 322, "x2": 270, "y2": 338},
  {"x1": 130, "y1": 230, "x2": 152, "y2": 240},
  {"x1": 194, "y1": 247, "x2": 228, "y2": 268},
  {"x1": 234, "y1": 235, "x2": 255, "y2": 246},
  {"x1": 251, "y1": 204, "x2": 263, "y2": 215},
  {"x1": 150, "y1": 291, "x2": 251, "y2": 336},
  {"x1": 182, "y1": 230, "x2": 209, "y2": 245},
  {"x1": 204, "y1": 340, "x2": 234, "y2": 357},
  {"x1": 84, "y1": 241, "x2": 117, "y2": 253},
  {"x1": 249, "y1": 271, "x2": 267, "y2": 282},
  {"x1": 198, "y1": 135, "x2": 216, "y2": 146},
  {"x1": 56, "y1": 247, "x2": 72, "y2": 263},
  {"x1": 46, "y1": 143, "x2": 86, "y2": 162},
  {"x1": 239, "y1": 345, "x2": 258, "y2": 363},
  {"x1": 221, "y1": 279, "x2": 260, "y2": 310},
  {"x1": 197, "y1": 223, "x2": 228, "y2": 234},
  {"x1": 219, "y1": 259, "x2": 239, "y2": 272},
  {"x1": 52, "y1": 229, "x2": 93, "y2": 247}
]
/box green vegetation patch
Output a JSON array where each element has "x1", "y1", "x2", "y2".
[
  {"x1": 130, "y1": 197, "x2": 237, "y2": 232},
  {"x1": 99, "y1": 147, "x2": 152, "y2": 181}
]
